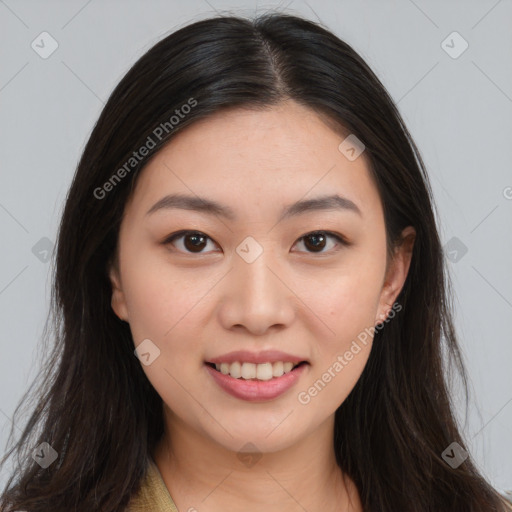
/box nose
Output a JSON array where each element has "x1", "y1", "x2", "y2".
[{"x1": 217, "y1": 246, "x2": 296, "y2": 336}]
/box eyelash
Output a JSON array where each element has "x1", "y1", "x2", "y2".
[{"x1": 162, "y1": 230, "x2": 350, "y2": 255}]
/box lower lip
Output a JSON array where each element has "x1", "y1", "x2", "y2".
[{"x1": 205, "y1": 363, "x2": 308, "y2": 402}]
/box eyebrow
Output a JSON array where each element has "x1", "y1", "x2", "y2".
[{"x1": 146, "y1": 192, "x2": 362, "y2": 221}]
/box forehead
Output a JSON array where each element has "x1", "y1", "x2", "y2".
[{"x1": 125, "y1": 101, "x2": 382, "y2": 223}]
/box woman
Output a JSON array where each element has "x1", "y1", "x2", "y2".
[{"x1": 1, "y1": 12, "x2": 510, "y2": 512}]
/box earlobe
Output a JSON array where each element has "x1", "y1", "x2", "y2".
[
  {"x1": 109, "y1": 265, "x2": 129, "y2": 322},
  {"x1": 375, "y1": 226, "x2": 416, "y2": 325}
]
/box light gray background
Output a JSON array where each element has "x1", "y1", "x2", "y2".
[{"x1": 1, "y1": 0, "x2": 511, "y2": 494}]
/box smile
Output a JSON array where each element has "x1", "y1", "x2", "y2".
[
  {"x1": 208, "y1": 361, "x2": 305, "y2": 380},
  {"x1": 204, "y1": 361, "x2": 309, "y2": 401}
]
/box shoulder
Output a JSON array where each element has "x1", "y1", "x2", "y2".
[{"x1": 126, "y1": 457, "x2": 179, "y2": 512}]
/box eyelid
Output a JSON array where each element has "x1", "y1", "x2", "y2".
[
  {"x1": 162, "y1": 229, "x2": 350, "y2": 254},
  {"x1": 162, "y1": 230, "x2": 221, "y2": 253},
  {"x1": 292, "y1": 230, "x2": 350, "y2": 254}
]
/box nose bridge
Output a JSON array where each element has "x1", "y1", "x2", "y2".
[
  {"x1": 219, "y1": 236, "x2": 295, "y2": 333},
  {"x1": 233, "y1": 236, "x2": 281, "y2": 301}
]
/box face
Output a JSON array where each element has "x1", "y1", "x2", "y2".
[{"x1": 109, "y1": 100, "x2": 414, "y2": 454}]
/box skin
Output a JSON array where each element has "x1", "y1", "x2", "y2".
[{"x1": 109, "y1": 100, "x2": 415, "y2": 512}]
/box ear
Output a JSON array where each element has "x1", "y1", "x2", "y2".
[
  {"x1": 375, "y1": 226, "x2": 416, "y2": 325},
  {"x1": 109, "y1": 261, "x2": 129, "y2": 322}
]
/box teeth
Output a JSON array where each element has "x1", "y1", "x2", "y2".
[
  {"x1": 241, "y1": 362, "x2": 256, "y2": 380},
  {"x1": 272, "y1": 361, "x2": 284, "y2": 377},
  {"x1": 213, "y1": 361, "x2": 301, "y2": 380},
  {"x1": 230, "y1": 361, "x2": 241, "y2": 378},
  {"x1": 256, "y1": 362, "x2": 273, "y2": 381}
]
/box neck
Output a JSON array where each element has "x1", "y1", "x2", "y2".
[{"x1": 153, "y1": 408, "x2": 361, "y2": 512}]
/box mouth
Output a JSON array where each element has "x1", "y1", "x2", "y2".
[
  {"x1": 204, "y1": 359, "x2": 309, "y2": 401},
  {"x1": 204, "y1": 360, "x2": 309, "y2": 381}
]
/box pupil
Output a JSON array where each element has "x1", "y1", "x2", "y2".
[
  {"x1": 185, "y1": 233, "x2": 206, "y2": 252},
  {"x1": 305, "y1": 233, "x2": 326, "y2": 252},
  {"x1": 182, "y1": 232, "x2": 327, "y2": 253}
]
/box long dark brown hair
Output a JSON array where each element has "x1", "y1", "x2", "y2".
[{"x1": 1, "y1": 12, "x2": 509, "y2": 512}]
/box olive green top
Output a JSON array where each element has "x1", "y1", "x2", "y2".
[
  {"x1": 127, "y1": 456, "x2": 178, "y2": 512},
  {"x1": 126, "y1": 456, "x2": 512, "y2": 512}
]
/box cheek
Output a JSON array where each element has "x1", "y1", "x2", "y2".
[
  {"x1": 308, "y1": 280, "x2": 379, "y2": 388},
  {"x1": 300, "y1": 246, "x2": 386, "y2": 400},
  {"x1": 120, "y1": 256, "x2": 211, "y2": 409},
  {"x1": 297, "y1": 272, "x2": 382, "y2": 413},
  {"x1": 311, "y1": 254, "x2": 386, "y2": 339},
  {"x1": 120, "y1": 248, "x2": 209, "y2": 354}
]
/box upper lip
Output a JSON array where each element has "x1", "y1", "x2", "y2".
[{"x1": 206, "y1": 350, "x2": 308, "y2": 365}]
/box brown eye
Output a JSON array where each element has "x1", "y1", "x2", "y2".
[
  {"x1": 303, "y1": 233, "x2": 327, "y2": 252},
  {"x1": 164, "y1": 231, "x2": 218, "y2": 254},
  {"x1": 164, "y1": 230, "x2": 347, "y2": 255},
  {"x1": 183, "y1": 232, "x2": 208, "y2": 252},
  {"x1": 294, "y1": 231, "x2": 346, "y2": 254}
]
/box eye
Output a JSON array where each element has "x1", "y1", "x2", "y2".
[
  {"x1": 163, "y1": 230, "x2": 348, "y2": 255},
  {"x1": 164, "y1": 230, "x2": 219, "y2": 254},
  {"x1": 292, "y1": 231, "x2": 347, "y2": 254}
]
